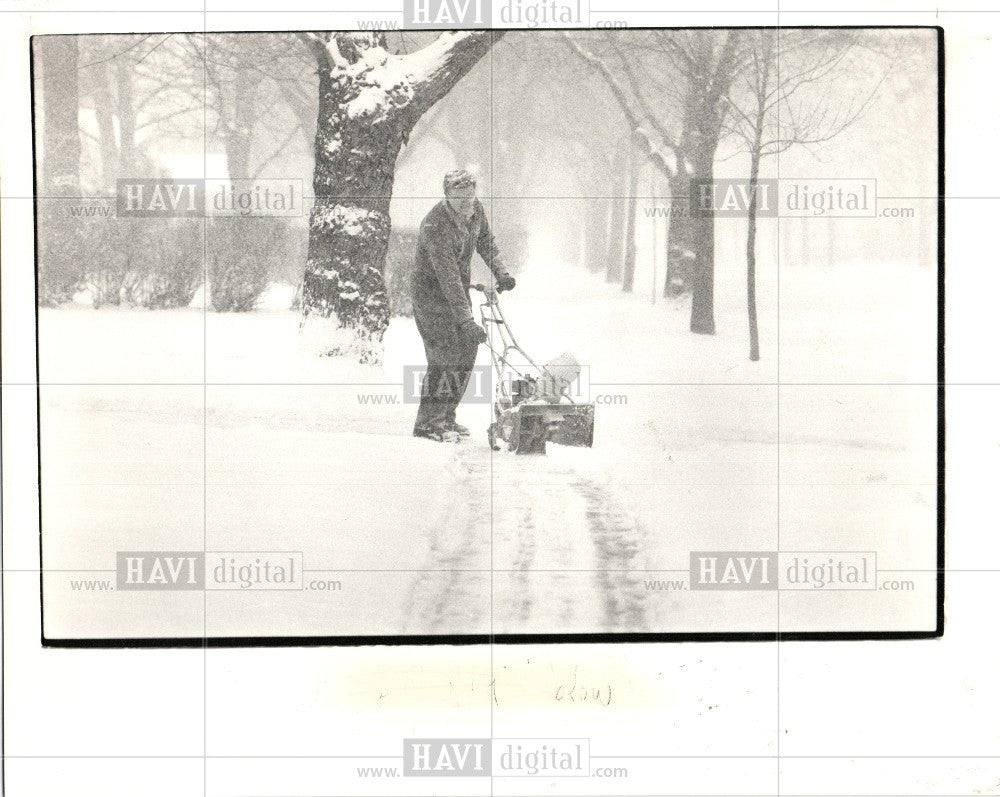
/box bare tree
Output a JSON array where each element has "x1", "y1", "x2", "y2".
[
  {"x1": 724, "y1": 30, "x2": 894, "y2": 360},
  {"x1": 172, "y1": 33, "x2": 317, "y2": 181},
  {"x1": 79, "y1": 34, "x2": 206, "y2": 187},
  {"x1": 566, "y1": 30, "x2": 749, "y2": 334}
]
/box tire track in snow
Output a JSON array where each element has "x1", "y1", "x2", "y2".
[
  {"x1": 491, "y1": 455, "x2": 599, "y2": 633},
  {"x1": 573, "y1": 475, "x2": 649, "y2": 631},
  {"x1": 401, "y1": 447, "x2": 492, "y2": 635},
  {"x1": 402, "y1": 444, "x2": 649, "y2": 635}
]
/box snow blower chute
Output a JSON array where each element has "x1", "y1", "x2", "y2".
[{"x1": 471, "y1": 283, "x2": 595, "y2": 455}]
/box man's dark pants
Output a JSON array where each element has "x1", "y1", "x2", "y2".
[{"x1": 412, "y1": 311, "x2": 479, "y2": 435}]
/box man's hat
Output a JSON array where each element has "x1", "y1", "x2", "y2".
[{"x1": 443, "y1": 169, "x2": 477, "y2": 193}]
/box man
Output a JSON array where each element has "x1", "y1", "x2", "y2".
[{"x1": 411, "y1": 169, "x2": 516, "y2": 442}]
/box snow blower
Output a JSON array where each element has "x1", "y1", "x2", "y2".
[{"x1": 471, "y1": 283, "x2": 595, "y2": 455}]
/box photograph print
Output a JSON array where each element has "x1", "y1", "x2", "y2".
[{"x1": 32, "y1": 27, "x2": 942, "y2": 644}]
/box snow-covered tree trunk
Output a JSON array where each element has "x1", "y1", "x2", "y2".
[
  {"x1": 663, "y1": 64, "x2": 731, "y2": 334},
  {"x1": 605, "y1": 147, "x2": 627, "y2": 283},
  {"x1": 688, "y1": 157, "x2": 718, "y2": 335},
  {"x1": 222, "y1": 63, "x2": 257, "y2": 179},
  {"x1": 622, "y1": 155, "x2": 638, "y2": 293},
  {"x1": 666, "y1": 140, "x2": 718, "y2": 335},
  {"x1": 36, "y1": 36, "x2": 83, "y2": 306},
  {"x1": 300, "y1": 31, "x2": 500, "y2": 363},
  {"x1": 38, "y1": 37, "x2": 81, "y2": 195},
  {"x1": 94, "y1": 63, "x2": 118, "y2": 191},
  {"x1": 584, "y1": 194, "x2": 610, "y2": 274},
  {"x1": 664, "y1": 169, "x2": 693, "y2": 297},
  {"x1": 115, "y1": 60, "x2": 136, "y2": 176}
]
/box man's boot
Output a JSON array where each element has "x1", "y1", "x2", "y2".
[{"x1": 414, "y1": 426, "x2": 460, "y2": 443}]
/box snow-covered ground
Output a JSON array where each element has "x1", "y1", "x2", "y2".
[{"x1": 39, "y1": 258, "x2": 938, "y2": 639}]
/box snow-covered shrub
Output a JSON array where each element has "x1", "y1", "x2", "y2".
[
  {"x1": 270, "y1": 221, "x2": 308, "y2": 309},
  {"x1": 76, "y1": 216, "x2": 203, "y2": 309},
  {"x1": 208, "y1": 216, "x2": 291, "y2": 312},
  {"x1": 665, "y1": 244, "x2": 696, "y2": 297},
  {"x1": 136, "y1": 220, "x2": 204, "y2": 309},
  {"x1": 37, "y1": 200, "x2": 89, "y2": 306},
  {"x1": 85, "y1": 218, "x2": 132, "y2": 308}
]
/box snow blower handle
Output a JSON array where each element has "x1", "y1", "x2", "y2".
[{"x1": 470, "y1": 283, "x2": 498, "y2": 303}]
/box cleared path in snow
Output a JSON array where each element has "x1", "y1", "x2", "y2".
[{"x1": 402, "y1": 441, "x2": 649, "y2": 636}]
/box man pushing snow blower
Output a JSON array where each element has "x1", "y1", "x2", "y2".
[
  {"x1": 410, "y1": 169, "x2": 596, "y2": 455},
  {"x1": 411, "y1": 169, "x2": 516, "y2": 443}
]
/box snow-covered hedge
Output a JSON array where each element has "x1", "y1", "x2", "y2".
[
  {"x1": 37, "y1": 201, "x2": 89, "y2": 306},
  {"x1": 208, "y1": 216, "x2": 294, "y2": 312},
  {"x1": 47, "y1": 213, "x2": 203, "y2": 309}
]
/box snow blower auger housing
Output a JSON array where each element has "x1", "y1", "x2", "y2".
[{"x1": 472, "y1": 284, "x2": 595, "y2": 455}]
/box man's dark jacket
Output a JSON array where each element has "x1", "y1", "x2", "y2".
[{"x1": 411, "y1": 198, "x2": 511, "y2": 332}]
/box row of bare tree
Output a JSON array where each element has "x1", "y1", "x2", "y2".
[
  {"x1": 296, "y1": 29, "x2": 902, "y2": 362},
  {"x1": 36, "y1": 29, "x2": 917, "y2": 362}
]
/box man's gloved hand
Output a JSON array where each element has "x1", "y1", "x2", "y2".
[
  {"x1": 496, "y1": 274, "x2": 516, "y2": 293},
  {"x1": 459, "y1": 318, "x2": 489, "y2": 345}
]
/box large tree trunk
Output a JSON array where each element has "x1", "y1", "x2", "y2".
[
  {"x1": 665, "y1": 170, "x2": 695, "y2": 297},
  {"x1": 583, "y1": 196, "x2": 609, "y2": 274},
  {"x1": 605, "y1": 149, "x2": 626, "y2": 283},
  {"x1": 39, "y1": 37, "x2": 81, "y2": 194},
  {"x1": 622, "y1": 150, "x2": 638, "y2": 293},
  {"x1": 662, "y1": 33, "x2": 741, "y2": 334},
  {"x1": 115, "y1": 59, "x2": 136, "y2": 175},
  {"x1": 94, "y1": 63, "x2": 118, "y2": 190},
  {"x1": 36, "y1": 36, "x2": 83, "y2": 306},
  {"x1": 665, "y1": 130, "x2": 720, "y2": 336},
  {"x1": 664, "y1": 104, "x2": 723, "y2": 305},
  {"x1": 687, "y1": 145, "x2": 718, "y2": 335},
  {"x1": 223, "y1": 64, "x2": 256, "y2": 179},
  {"x1": 680, "y1": 33, "x2": 741, "y2": 335},
  {"x1": 301, "y1": 32, "x2": 500, "y2": 363},
  {"x1": 303, "y1": 60, "x2": 398, "y2": 360}
]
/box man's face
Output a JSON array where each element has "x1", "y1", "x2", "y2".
[{"x1": 446, "y1": 185, "x2": 476, "y2": 220}]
